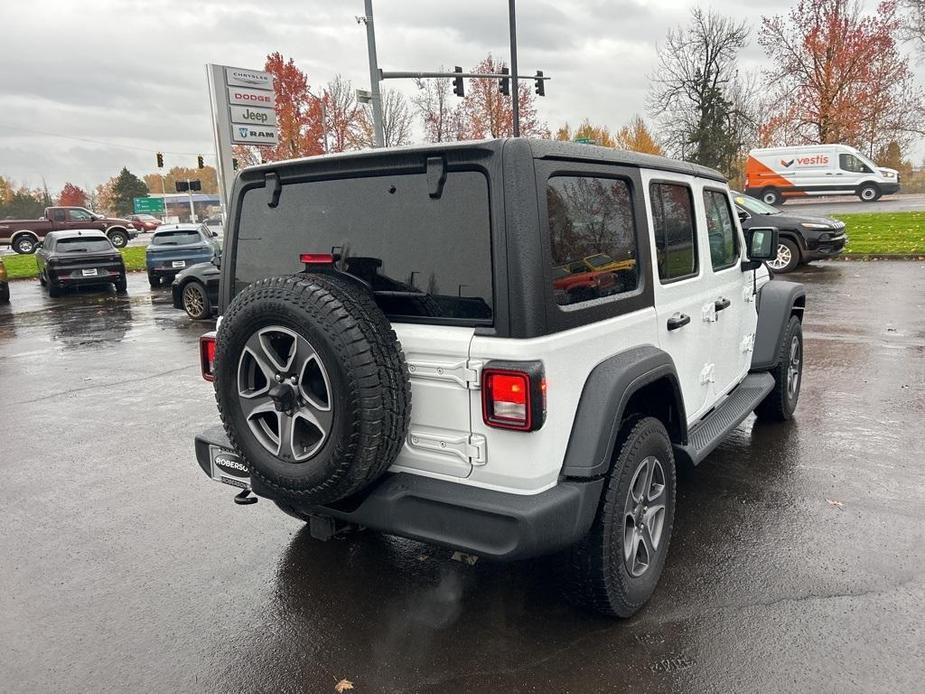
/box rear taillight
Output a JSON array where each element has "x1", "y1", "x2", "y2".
[
  {"x1": 200, "y1": 332, "x2": 216, "y2": 381},
  {"x1": 481, "y1": 361, "x2": 546, "y2": 431}
]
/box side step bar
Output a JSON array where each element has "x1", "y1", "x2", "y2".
[{"x1": 674, "y1": 372, "x2": 775, "y2": 466}]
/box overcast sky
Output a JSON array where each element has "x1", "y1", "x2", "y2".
[{"x1": 0, "y1": 0, "x2": 921, "y2": 193}]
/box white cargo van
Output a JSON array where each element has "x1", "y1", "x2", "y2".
[{"x1": 744, "y1": 144, "x2": 900, "y2": 205}]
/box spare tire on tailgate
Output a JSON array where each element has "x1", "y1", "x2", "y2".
[{"x1": 214, "y1": 272, "x2": 411, "y2": 504}]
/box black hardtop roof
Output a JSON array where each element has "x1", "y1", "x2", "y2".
[
  {"x1": 46, "y1": 229, "x2": 108, "y2": 240},
  {"x1": 239, "y1": 138, "x2": 726, "y2": 183}
]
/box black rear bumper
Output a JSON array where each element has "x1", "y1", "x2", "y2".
[{"x1": 195, "y1": 426, "x2": 603, "y2": 561}]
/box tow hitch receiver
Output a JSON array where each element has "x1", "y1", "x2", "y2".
[{"x1": 234, "y1": 488, "x2": 258, "y2": 505}]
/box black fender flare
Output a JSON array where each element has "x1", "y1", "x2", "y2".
[
  {"x1": 561, "y1": 345, "x2": 686, "y2": 479},
  {"x1": 751, "y1": 280, "x2": 806, "y2": 371}
]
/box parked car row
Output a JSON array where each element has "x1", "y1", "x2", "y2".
[{"x1": 7, "y1": 223, "x2": 221, "y2": 319}]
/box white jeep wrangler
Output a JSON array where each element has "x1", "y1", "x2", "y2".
[{"x1": 194, "y1": 139, "x2": 805, "y2": 617}]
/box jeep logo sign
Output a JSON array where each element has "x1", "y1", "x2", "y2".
[
  {"x1": 230, "y1": 105, "x2": 277, "y2": 127},
  {"x1": 227, "y1": 86, "x2": 276, "y2": 108}
]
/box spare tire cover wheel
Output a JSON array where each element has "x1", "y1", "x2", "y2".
[{"x1": 214, "y1": 273, "x2": 411, "y2": 504}]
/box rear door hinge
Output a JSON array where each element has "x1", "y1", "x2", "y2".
[
  {"x1": 407, "y1": 358, "x2": 482, "y2": 389},
  {"x1": 699, "y1": 363, "x2": 716, "y2": 385},
  {"x1": 467, "y1": 433, "x2": 487, "y2": 466}
]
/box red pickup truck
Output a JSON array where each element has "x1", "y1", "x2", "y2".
[{"x1": 0, "y1": 207, "x2": 136, "y2": 254}]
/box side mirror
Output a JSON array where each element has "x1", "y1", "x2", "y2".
[
  {"x1": 744, "y1": 226, "x2": 779, "y2": 261},
  {"x1": 737, "y1": 208, "x2": 749, "y2": 223},
  {"x1": 211, "y1": 230, "x2": 219, "y2": 237}
]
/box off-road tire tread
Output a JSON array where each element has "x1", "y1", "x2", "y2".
[
  {"x1": 304, "y1": 272, "x2": 411, "y2": 479},
  {"x1": 755, "y1": 315, "x2": 802, "y2": 421},
  {"x1": 557, "y1": 416, "x2": 676, "y2": 617}
]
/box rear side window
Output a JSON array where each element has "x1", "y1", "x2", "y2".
[
  {"x1": 703, "y1": 190, "x2": 740, "y2": 270},
  {"x1": 546, "y1": 176, "x2": 638, "y2": 307},
  {"x1": 235, "y1": 171, "x2": 492, "y2": 323},
  {"x1": 650, "y1": 182, "x2": 698, "y2": 282}
]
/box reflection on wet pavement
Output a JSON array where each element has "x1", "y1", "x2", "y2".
[{"x1": 1, "y1": 262, "x2": 923, "y2": 693}]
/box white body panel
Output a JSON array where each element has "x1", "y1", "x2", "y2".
[
  {"x1": 469, "y1": 307, "x2": 658, "y2": 494},
  {"x1": 389, "y1": 324, "x2": 477, "y2": 479}
]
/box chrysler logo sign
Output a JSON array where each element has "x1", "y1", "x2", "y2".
[{"x1": 225, "y1": 67, "x2": 274, "y2": 90}]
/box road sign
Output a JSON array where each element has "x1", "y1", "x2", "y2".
[
  {"x1": 574, "y1": 137, "x2": 594, "y2": 145},
  {"x1": 207, "y1": 64, "x2": 279, "y2": 210},
  {"x1": 133, "y1": 197, "x2": 165, "y2": 214}
]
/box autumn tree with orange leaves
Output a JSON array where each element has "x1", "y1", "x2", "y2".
[
  {"x1": 57, "y1": 182, "x2": 87, "y2": 207},
  {"x1": 760, "y1": 0, "x2": 925, "y2": 156}
]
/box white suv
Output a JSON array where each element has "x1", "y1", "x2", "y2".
[{"x1": 193, "y1": 139, "x2": 806, "y2": 617}]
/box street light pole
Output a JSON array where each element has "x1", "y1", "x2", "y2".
[
  {"x1": 509, "y1": 0, "x2": 520, "y2": 137},
  {"x1": 361, "y1": 0, "x2": 385, "y2": 147}
]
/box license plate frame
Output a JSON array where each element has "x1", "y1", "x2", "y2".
[
  {"x1": 171, "y1": 260, "x2": 186, "y2": 269},
  {"x1": 209, "y1": 445, "x2": 250, "y2": 489},
  {"x1": 81, "y1": 268, "x2": 98, "y2": 277}
]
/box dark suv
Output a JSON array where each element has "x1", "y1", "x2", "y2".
[
  {"x1": 192, "y1": 140, "x2": 805, "y2": 617},
  {"x1": 733, "y1": 191, "x2": 847, "y2": 273}
]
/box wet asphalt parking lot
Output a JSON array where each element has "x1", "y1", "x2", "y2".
[{"x1": 1, "y1": 261, "x2": 924, "y2": 693}]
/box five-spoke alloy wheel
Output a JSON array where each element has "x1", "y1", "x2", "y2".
[
  {"x1": 237, "y1": 325, "x2": 333, "y2": 463},
  {"x1": 623, "y1": 456, "x2": 667, "y2": 578}
]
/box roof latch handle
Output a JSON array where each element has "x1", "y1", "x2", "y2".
[
  {"x1": 265, "y1": 172, "x2": 281, "y2": 208},
  {"x1": 426, "y1": 156, "x2": 447, "y2": 199}
]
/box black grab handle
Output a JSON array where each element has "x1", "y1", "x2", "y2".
[
  {"x1": 667, "y1": 313, "x2": 691, "y2": 331},
  {"x1": 714, "y1": 297, "x2": 731, "y2": 312}
]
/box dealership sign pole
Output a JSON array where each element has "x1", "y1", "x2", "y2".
[{"x1": 206, "y1": 64, "x2": 279, "y2": 212}]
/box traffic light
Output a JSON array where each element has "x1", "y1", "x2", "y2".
[
  {"x1": 499, "y1": 67, "x2": 510, "y2": 96},
  {"x1": 197, "y1": 155, "x2": 204, "y2": 169},
  {"x1": 452, "y1": 66, "x2": 464, "y2": 98},
  {"x1": 534, "y1": 71, "x2": 545, "y2": 97},
  {"x1": 156, "y1": 152, "x2": 164, "y2": 168}
]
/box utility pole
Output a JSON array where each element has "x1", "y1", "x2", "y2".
[
  {"x1": 508, "y1": 0, "x2": 520, "y2": 137},
  {"x1": 360, "y1": 0, "x2": 385, "y2": 147}
]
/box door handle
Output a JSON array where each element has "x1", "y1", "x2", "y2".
[
  {"x1": 714, "y1": 297, "x2": 731, "y2": 312},
  {"x1": 667, "y1": 313, "x2": 691, "y2": 331}
]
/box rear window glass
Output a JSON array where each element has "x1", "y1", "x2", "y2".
[
  {"x1": 235, "y1": 171, "x2": 493, "y2": 323},
  {"x1": 152, "y1": 230, "x2": 202, "y2": 245},
  {"x1": 55, "y1": 237, "x2": 112, "y2": 252}
]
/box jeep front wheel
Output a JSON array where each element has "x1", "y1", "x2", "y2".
[
  {"x1": 558, "y1": 416, "x2": 676, "y2": 617},
  {"x1": 214, "y1": 273, "x2": 410, "y2": 504},
  {"x1": 755, "y1": 316, "x2": 803, "y2": 421}
]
